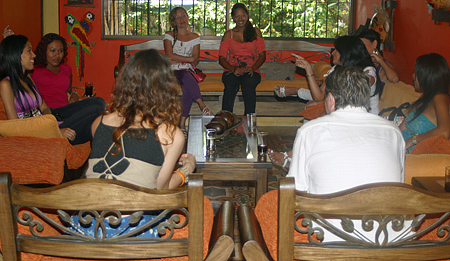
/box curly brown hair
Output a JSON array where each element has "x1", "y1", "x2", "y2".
[
  {"x1": 34, "y1": 33, "x2": 68, "y2": 68},
  {"x1": 110, "y1": 49, "x2": 181, "y2": 153}
]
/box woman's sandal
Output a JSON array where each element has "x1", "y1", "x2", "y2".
[
  {"x1": 202, "y1": 107, "x2": 214, "y2": 116},
  {"x1": 274, "y1": 85, "x2": 297, "y2": 98},
  {"x1": 268, "y1": 149, "x2": 291, "y2": 169}
]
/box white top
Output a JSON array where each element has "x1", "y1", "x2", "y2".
[
  {"x1": 365, "y1": 66, "x2": 379, "y2": 115},
  {"x1": 163, "y1": 33, "x2": 200, "y2": 70},
  {"x1": 287, "y1": 106, "x2": 406, "y2": 242}
]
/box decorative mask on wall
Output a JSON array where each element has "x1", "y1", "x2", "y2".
[
  {"x1": 370, "y1": 5, "x2": 391, "y2": 43},
  {"x1": 427, "y1": 0, "x2": 450, "y2": 10},
  {"x1": 65, "y1": 12, "x2": 95, "y2": 80}
]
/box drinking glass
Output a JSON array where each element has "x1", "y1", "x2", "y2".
[
  {"x1": 257, "y1": 132, "x2": 268, "y2": 156},
  {"x1": 206, "y1": 128, "x2": 216, "y2": 158},
  {"x1": 84, "y1": 82, "x2": 93, "y2": 97},
  {"x1": 246, "y1": 113, "x2": 257, "y2": 134}
]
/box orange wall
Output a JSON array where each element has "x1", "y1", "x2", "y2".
[
  {"x1": 0, "y1": 0, "x2": 41, "y2": 48},
  {"x1": 384, "y1": 0, "x2": 450, "y2": 85},
  {"x1": 355, "y1": 0, "x2": 450, "y2": 85}
]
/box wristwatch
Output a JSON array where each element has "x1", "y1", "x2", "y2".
[{"x1": 412, "y1": 135, "x2": 418, "y2": 145}]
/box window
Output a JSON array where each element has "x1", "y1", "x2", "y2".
[{"x1": 102, "y1": 0, "x2": 353, "y2": 40}]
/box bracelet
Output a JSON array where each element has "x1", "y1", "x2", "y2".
[
  {"x1": 174, "y1": 170, "x2": 185, "y2": 186},
  {"x1": 306, "y1": 73, "x2": 315, "y2": 77},
  {"x1": 178, "y1": 166, "x2": 191, "y2": 183},
  {"x1": 412, "y1": 135, "x2": 418, "y2": 145}
]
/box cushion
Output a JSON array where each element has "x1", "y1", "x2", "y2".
[
  {"x1": 0, "y1": 114, "x2": 65, "y2": 139},
  {"x1": 404, "y1": 154, "x2": 450, "y2": 185},
  {"x1": 198, "y1": 75, "x2": 309, "y2": 92},
  {"x1": 299, "y1": 102, "x2": 326, "y2": 120},
  {"x1": 411, "y1": 136, "x2": 450, "y2": 155},
  {"x1": 260, "y1": 63, "x2": 296, "y2": 81},
  {"x1": 0, "y1": 136, "x2": 91, "y2": 184},
  {"x1": 6, "y1": 196, "x2": 214, "y2": 261},
  {"x1": 378, "y1": 81, "x2": 420, "y2": 112},
  {"x1": 0, "y1": 136, "x2": 67, "y2": 184},
  {"x1": 313, "y1": 61, "x2": 332, "y2": 80},
  {"x1": 255, "y1": 190, "x2": 316, "y2": 261}
]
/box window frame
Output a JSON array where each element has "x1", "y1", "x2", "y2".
[{"x1": 101, "y1": 0, "x2": 355, "y2": 43}]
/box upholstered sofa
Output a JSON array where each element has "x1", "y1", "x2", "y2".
[
  {"x1": 378, "y1": 80, "x2": 450, "y2": 184},
  {"x1": 0, "y1": 97, "x2": 91, "y2": 185}
]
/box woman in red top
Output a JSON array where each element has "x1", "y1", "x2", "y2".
[{"x1": 219, "y1": 3, "x2": 266, "y2": 115}]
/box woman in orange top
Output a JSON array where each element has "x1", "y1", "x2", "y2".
[{"x1": 218, "y1": 3, "x2": 266, "y2": 115}]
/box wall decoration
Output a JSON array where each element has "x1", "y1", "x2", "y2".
[
  {"x1": 427, "y1": 0, "x2": 450, "y2": 25},
  {"x1": 65, "y1": 0, "x2": 95, "y2": 8},
  {"x1": 65, "y1": 12, "x2": 95, "y2": 80}
]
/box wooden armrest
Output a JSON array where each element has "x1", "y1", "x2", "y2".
[
  {"x1": 237, "y1": 204, "x2": 270, "y2": 261},
  {"x1": 206, "y1": 201, "x2": 235, "y2": 261}
]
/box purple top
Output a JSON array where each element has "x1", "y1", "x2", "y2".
[{"x1": 7, "y1": 76, "x2": 43, "y2": 118}]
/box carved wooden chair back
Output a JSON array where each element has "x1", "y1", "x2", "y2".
[
  {"x1": 0, "y1": 172, "x2": 204, "y2": 260},
  {"x1": 278, "y1": 177, "x2": 450, "y2": 261}
]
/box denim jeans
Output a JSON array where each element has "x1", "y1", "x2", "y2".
[{"x1": 222, "y1": 71, "x2": 261, "y2": 115}]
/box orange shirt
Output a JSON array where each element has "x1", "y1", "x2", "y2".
[{"x1": 219, "y1": 32, "x2": 266, "y2": 73}]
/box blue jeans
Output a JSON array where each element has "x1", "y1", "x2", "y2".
[
  {"x1": 53, "y1": 97, "x2": 106, "y2": 145},
  {"x1": 222, "y1": 71, "x2": 261, "y2": 115}
]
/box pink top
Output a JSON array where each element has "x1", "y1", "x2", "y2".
[
  {"x1": 219, "y1": 30, "x2": 266, "y2": 73},
  {"x1": 32, "y1": 64, "x2": 72, "y2": 109}
]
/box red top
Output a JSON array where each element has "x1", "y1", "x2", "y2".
[
  {"x1": 219, "y1": 31, "x2": 266, "y2": 73},
  {"x1": 32, "y1": 64, "x2": 72, "y2": 109}
]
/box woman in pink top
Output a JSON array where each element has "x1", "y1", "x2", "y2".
[
  {"x1": 32, "y1": 33, "x2": 106, "y2": 145},
  {"x1": 219, "y1": 3, "x2": 266, "y2": 115}
]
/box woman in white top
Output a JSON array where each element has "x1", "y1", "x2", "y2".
[{"x1": 164, "y1": 7, "x2": 212, "y2": 131}]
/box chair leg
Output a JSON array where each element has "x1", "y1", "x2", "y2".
[
  {"x1": 206, "y1": 201, "x2": 235, "y2": 261},
  {"x1": 238, "y1": 204, "x2": 270, "y2": 261}
]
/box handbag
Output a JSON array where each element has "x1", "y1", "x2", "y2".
[{"x1": 188, "y1": 65, "x2": 206, "y2": 83}]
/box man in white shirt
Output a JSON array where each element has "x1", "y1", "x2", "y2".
[
  {"x1": 287, "y1": 66, "x2": 406, "y2": 243},
  {"x1": 288, "y1": 66, "x2": 404, "y2": 193}
]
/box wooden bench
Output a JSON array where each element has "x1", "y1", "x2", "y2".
[{"x1": 115, "y1": 38, "x2": 333, "y2": 116}]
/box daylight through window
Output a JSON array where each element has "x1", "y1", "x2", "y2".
[{"x1": 102, "y1": 0, "x2": 353, "y2": 39}]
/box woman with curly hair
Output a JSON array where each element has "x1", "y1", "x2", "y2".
[
  {"x1": 85, "y1": 49, "x2": 195, "y2": 190},
  {"x1": 164, "y1": 7, "x2": 212, "y2": 132}
]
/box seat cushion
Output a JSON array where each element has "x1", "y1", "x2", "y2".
[
  {"x1": 198, "y1": 75, "x2": 309, "y2": 92},
  {"x1": 0, "y1": 114, "x2": 65, "y2": 139},
  {"x1": 0, "y1": 136, "x2": 90, "y2": 184},
  {"x1": 7, "y1": 196, "x2": 214, "y2": 261},
  {"x1": 411, "y1": 136, "x2": 450, "y2": 155}
]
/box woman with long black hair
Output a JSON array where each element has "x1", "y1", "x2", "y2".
[
  {"x1": 219, "y1": 3, "x2": 266, "y2": 115},
  {"x1": 400, "y1": 53, "x2": 450, "y2": 152},
  {"x1": 281, "y1": 35, "x2": 380, "y2": 114}
]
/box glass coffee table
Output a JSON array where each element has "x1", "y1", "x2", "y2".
[{"x1": 187, "y1": 115, "x2": 272, "y2": 203}]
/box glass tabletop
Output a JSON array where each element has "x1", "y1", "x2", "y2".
[{"x1": 187, "y1": 115, "x2": 271, "y2": 167}]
